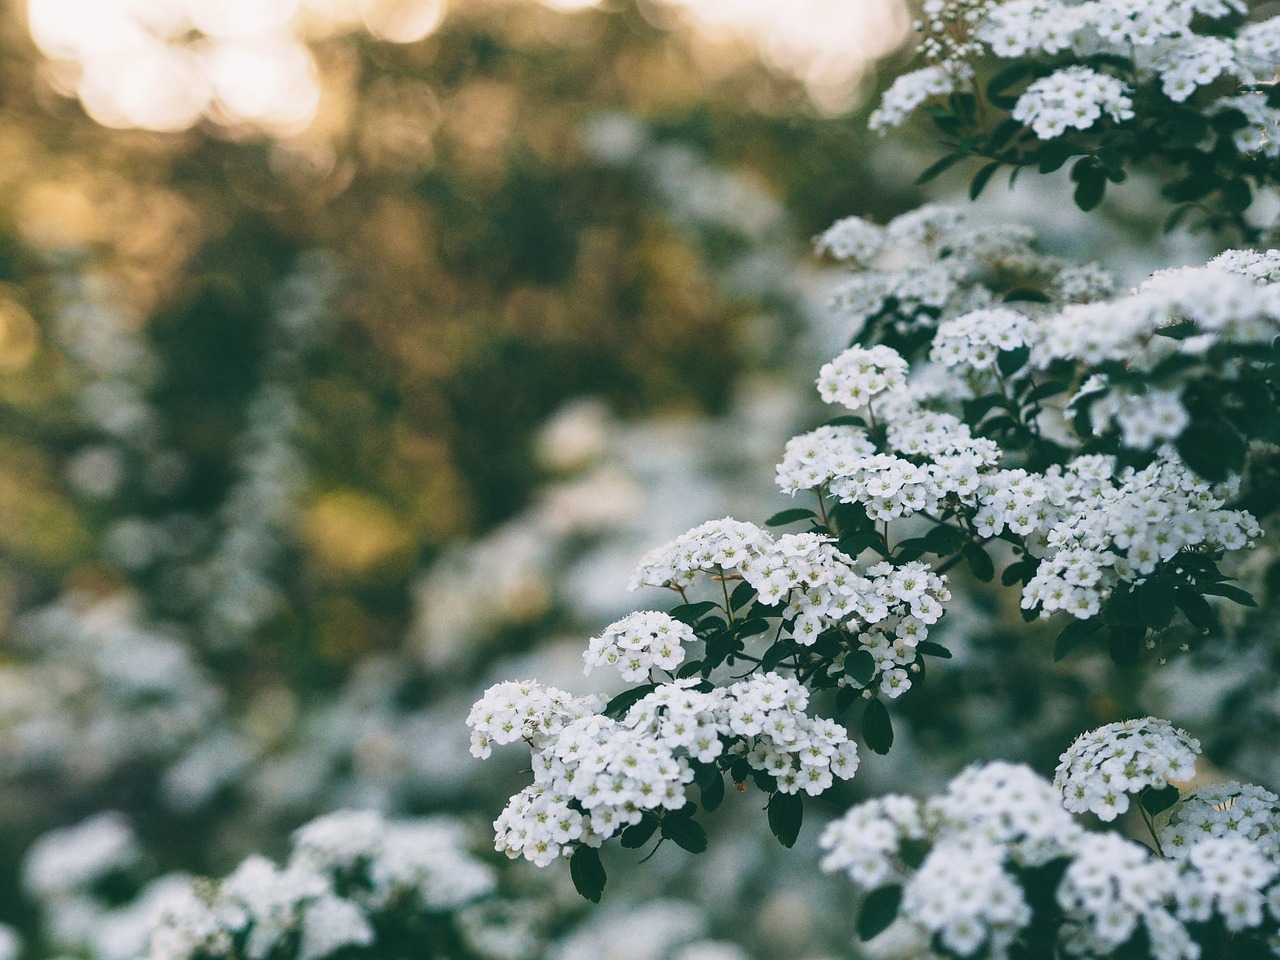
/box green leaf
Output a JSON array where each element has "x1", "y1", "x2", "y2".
[
  {"x1": 661, "y1": 815, "x2": 708, "y2": 853},
  {"x1": 915, "y1": 152, "x2": 966, "y2": 185},
  {"x1": 916, "y1": 640, "x2": 952, "y2": 659},
  {"x1": 1176, "y1": 417, "x2": 1247, "y2": 482},
  {"x1": 847, "y1": 648, "x2": 878, "y2": 686},
  {"x1": 863, "y1": 698, "x2": 894, "y2": 755},
  {"x1": 1200, "y1": 582, "x2": 1257, "y2": 607},
  {"x1": 1108, "y1": 624, "x2": 1146, "y2": 666},
  {"x1": 1218, "y1": 179, "x2": 1249, "y2": 213},
  {"x1": 963, "y1": 541, "x2": 995, "y2": 582},
  {"x1": 1072, "y1": 158, "x2": 1106, "y2": 211},
  {"x1": 823, "y1": 414, "x2": 867, "y2": 428},
  {"x1": 766, "y1": 508, "x2": 818, "y2": 527},
  {"x1": 604, "y1": 683, "x2": 657, "y2": 718},
  {"x1": 969, "y1": 160, "x2": 1002, "y2": 201},
  {"x1": 836, "y1": 684, "x2": 861, "y2": 713},
  {"x1": 1054, "y1": 618, "x2": 1102, "y2": 661},
  {"x1": 767, "y1": 792, "x2": 804, "y2": 848},
  {"x1": 997, "y1": 344, "x2": 1031, "y2": 378},
  {"x1": 1026, "y1": 380, "x2": 1068, "y2": 403},
  {"x1": 570, "y1": 845, "x2": 607, "y2": 902},
  {"x1": 733, "y1": 618, "x2": 771, "y2": 640},
  {"x1": 1002, "y1": 287, "x2": 1052, "y2": 304},
  {"x1": 729, "y1": 580, "x2": 757, "y2": 611},
  {"x1": 701, "y1": 772, "x2": 726, "y2": 813},
  {"x1": 1137, "y1": 574, "x2": 1177, "y2": 631},
  {"x1": 1176, "y1": 587, "x2": 1219, "y2": 633},
  {"x1": 1140, "y1": 784, "x2": 1181, "y2": 817},
  {"x1": 620, "y1": 818, "x2": 659, "y2": 849},
  {"x1": 857, "y1": 885, "x2": 903, "y2": 941},
  {"x1": 669, "y1": 601, "x2": 719, "y2": 626}
]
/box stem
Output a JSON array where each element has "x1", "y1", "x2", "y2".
[{"x1": 1138, "y1": 798, "x2": 1166, "y2": 858}]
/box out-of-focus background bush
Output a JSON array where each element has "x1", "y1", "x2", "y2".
[{"x1": 0, "y1": 0, "x2": 1258, "y2": 957}]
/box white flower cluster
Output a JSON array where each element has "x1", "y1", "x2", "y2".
[
  {"x1": 1176, "y1": 836, "x2": 1279, "y2": 933},
  {"x1": 1053, "y1": 718, "x2": 1199, "y2": 821},
  {"x1": 817, "y1": 345, "x2": 910, "y2": 410},
  {"x1": 820, "y1": 763, "x2": 1082, "y2": 960},
  {"x1": 466, "y1": 680, "x2": 603, "y2": 760},
  {"x1": 142, "y1": 810, "x2": 500, "y2": 960},
  {"x1": 1011, "y1": 66, "x2": 1134, "y2": 139},
  {"x1": 932, "y1": 307, "x2": 1033, "y2": 373},
  {"x1": 819, "y1": 206, "x2": 1115, "y2": 337},
  {"x1": 475, "y1": 674, "x2": 858, "y2": 867},
  {"x1": 779, "y1": 408, "x2": 1000, "y2": 519},
  {"x1": 1012, "y1": 453, "x2": 1260, "y2": 619},
  {"x1": 628, "y1": 516, "x2": 950, "y2": 694},
  {"x1": 1160, "y1": 782, "x2": 1280, "y2": 858},
  {"x1": 880, "y1": 0, "x2": 1280, "y2": 151},
  {"x1": 584, "y1": 611, "x2": 696, "y2": 681},
  {"x1": 23, "y1": 812, "x2": 141, "y2": 902},
  {"x1": 822, "y1": 753, "x2": 1280, "y2": 960},
  {"x1": 1056, "y1": 834, "x2": 1193, "y2": 960}
]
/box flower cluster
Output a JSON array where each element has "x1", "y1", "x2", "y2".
[
  {"x1": 931, "y1": 307, "x2": 1033, "y2": 373},
  {"x1": 466, "y1": 680, "x2": 603, "y2": 760},
  {"x1": 1056, "y1": 834, "x2": 1191, "y2": 960},
  {"x1": 1054, "y1": 718, "x2": 1199, "y2": 821},
  {"x1": 970, "y1": 453, "x2": 1261, "y2": 619},
  {"x1": 821, "y1": 741, "x2": 1280, "y2": 960},
  {"x1": 584, "y1": 611, "x2": 696, "y2": 681},
  {"x1": 818, "y1": 206, "x2": 1115, "y2": 338},
  {"x1": 140, "y1": 810, "x2": 503, "y2": 960},
  {"x1": 1011, "y1": 66, "x2": 1134, "y2": 139},
  {"x1": 816, "y1": 345, "x2": 909, "y2": 410},
  {"x1": 475, "y1": 674, "x2": 858, "y2": 867},
  {"x1": 879, "y1": 0, "x2": 1280, "y2": 154},
  {"x1": 1160, "y1": 782, "x2": 1280, "y2": 858}
]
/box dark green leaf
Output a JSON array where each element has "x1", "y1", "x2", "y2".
[
  {"x1": 863, "y1": 698, "x2": 894, "y2": 755},
  {"x1": 1108, "y1": 624, "x2": 1146, "y2": 666},
  {"x1": 916, "y1": 640, "x2": 952, "y2": 659},
  {"x1": 1176, "y1": 587, "x2": 1219, "y2": 633},
  {"x1": 570, "y1": 845, "x2": 607, "y2": 902},
  {"x1": 823, "y1": 414, "x2": 867, "y2": 428},
  {"x1": 768, "y1": 792, "x2": 804, "y2": 848},
  {"x1": 915, "y1": 152, "x2": 967, "y2": 185},
  {"x1": 620, "y1": 818, "x2": 659, "y2": 849},
  {"x1": 1200, "y1": 582, "x2": 1257, "y2": 607},
  {"x1": 1054, "y1": 618, "x2": 1102, "y2": 661},
  {"x1": 701, "y1": 772, "x2": 726, "y2": 812},
  {"x1": 604, "y1": 683, "x2": 657, "y2": 718},
  {"x1": 661, "y1": 815, "x2": 708, "y2": 853},
  {"x1": 729, "y1": 580, "x2": 757, "y2": 611},
  {"x1": 1026, "y1": 380, "x2": 1068, "y2": 403},
  {"x1": 1002, "y1": 287, "x2": 1052, "y2": 304},
  {"x1": 969, "y1": 160, "x2": 1002, "y2": 201},
  {"x1": 1176, "y1": 417, "x2": 1246, "y2": 482},
  {"x1": 761, "y1": 640, "x2": 793, "y2": 673},
  {"x1": 847, "y1": 648, "x2": 878, "y2": 686},
  {"x1": 836, "y1": 684, "x2": 861, "y2": 713},
  {"x1": 1138, "y1": 574, "x2": 1177, "y2": 631},
  {"x1": 1073, "y1": 162, "x2": 1106, "y2": 211},
  {"x1": 997, "y1": 344, "x2": 1031, "y2": 377},
  {"x1": 964, "y1": 541, "x2": 994, "y2": 582},
  {"x1": 1140, "y1": 784, "x2": 1181, "y2": 817},
  {"x1": 857, "y1": 885, "x2": 903, "y2": 941},
  {"x1": 733, "y1": 618, "x2": 771, "y2": 639},
  {"x1": 766, "y1": 508, "x2": 818, "y2": 527},
  {"x1": 669, "y1": 602, "x2": 719, "y2": 626}
]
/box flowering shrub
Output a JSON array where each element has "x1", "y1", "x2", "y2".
[
  {"x1": 467, "y1": 5, "x2": 1280, "y2": 956},
  {"x1": 874, "y1": 0, "x2": 1280, "y2": 233}
]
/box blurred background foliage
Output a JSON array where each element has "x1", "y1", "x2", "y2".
[{"x1": 0, "y1": 0, "x2": 926, "y2": 950}]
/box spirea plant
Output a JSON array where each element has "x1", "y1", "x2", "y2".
[
  {"x1": 468, "y1": 2, "x2": 1280, "y2": 957},
  {"x1": 875, "y1": 0, "x2": 1280, "y2": 234}
]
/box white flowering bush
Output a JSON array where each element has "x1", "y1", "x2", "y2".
[
  {"x1": 465, "y1": 7, "x2": 1280, "y2": 958},
  {"x1": 869, "y1": 0, "x2": 1280, "y2": 234},
  {"x1": 819, "y1": 723, "x2": 1280, "y2": 960}
]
